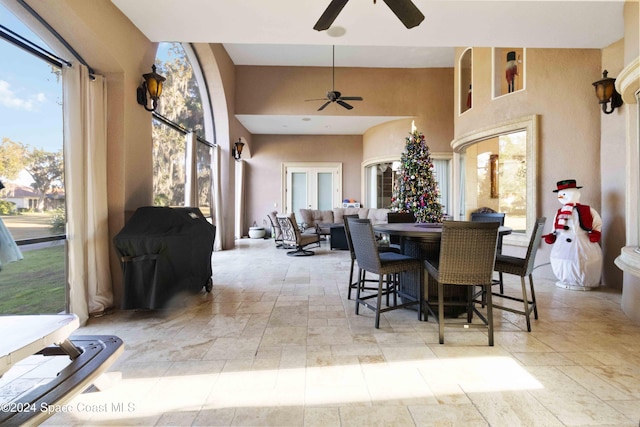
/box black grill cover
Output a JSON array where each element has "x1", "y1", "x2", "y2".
[{"x1": 113, "y1": 206, "x2": 216, "y2": 309}]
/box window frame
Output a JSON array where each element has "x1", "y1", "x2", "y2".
[{"x1": 451, "y1": 114, "x2": 538, "y2": 246}]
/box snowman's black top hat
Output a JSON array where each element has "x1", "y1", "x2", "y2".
[{"x1": 553, "y1": 179, "x2": 582, "y2": 192}]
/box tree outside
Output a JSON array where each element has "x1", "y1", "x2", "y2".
[
  {"x1": 152, "y1": 42, "x2": 206, "y2": 207},
  {"x1": 0, "y1": 138, "x2": 63, "y2": 213}
]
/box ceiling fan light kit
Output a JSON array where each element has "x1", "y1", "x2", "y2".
[{"x1": 314, "y1": 0, "x2": 425, "y2": 31}]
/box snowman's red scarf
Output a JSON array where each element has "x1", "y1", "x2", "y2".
[{"x1": 553, "y1": 203, "x2": 595, "y2": 232}]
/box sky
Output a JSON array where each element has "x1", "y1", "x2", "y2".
[{"x1": 0, "y1": 3, "x2": 63, "y2": 154}]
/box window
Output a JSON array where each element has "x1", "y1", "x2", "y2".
[
  {"x1": 364, "y1": 156, "x2": 452, "y2": 213},
  {"x1": 464, "y1": 131, "x2": 527, "y2": 232},
  {"x1": 0, "y1": 4, "x2": 66, "y2": 314},
  {"x1": 152, "y1": 42, "x2": 214, "y2": 217},
  {"x1": 365, "y1": 162, "x2": 396, "y2": 209},
  {"x1": 452, "y1": 115, "x2": 538, "y2": 245}
]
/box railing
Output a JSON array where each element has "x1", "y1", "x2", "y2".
[{"x1": 15, "y1": 234, "x2": 66, "y2": 246}]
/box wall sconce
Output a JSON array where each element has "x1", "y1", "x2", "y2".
[
  {"x1": 136, "y1": 65, "x2": 166, "y2": 112},
  {"x1": 592, "y1": 70, "x2": 623, "y2": 114},
  {"x1": 232, "y1": 139, "x2": 245, "y2": 161}
]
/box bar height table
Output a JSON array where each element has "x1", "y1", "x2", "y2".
[{"x1": 373, "y1": 222, "x2": 511, "y2": 317}]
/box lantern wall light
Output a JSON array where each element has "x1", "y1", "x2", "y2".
[
  {"x1": 232, "y1": 139, "x2": 245, "y2": 161},
  {"x1": 592, "y1": 70, "x2": 623, "y2": 114},
  {"x1": 137, "y1": 65, "x2": 166, "y2": 112}
]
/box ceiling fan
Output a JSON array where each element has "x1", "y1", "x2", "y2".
[
  {"x1": 305, "y1": 46, "x2": 363, "y2": 111},
  {"x1": 314, "y1": 0, "x2": 425, "y2": 31}
]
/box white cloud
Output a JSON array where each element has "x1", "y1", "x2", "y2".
[{"x1": 0, "y1": 80, "x2": 47, "y2": 111}]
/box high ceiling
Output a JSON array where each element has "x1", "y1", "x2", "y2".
[{"x1": 111, "y1": 0, "x2": 626, "y2": 135}]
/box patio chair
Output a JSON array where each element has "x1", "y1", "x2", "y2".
[
  {"x1": 387, "y1": 211, "x2": 416, "y2": 250},
  {"x1": 276, "y1": 213, "x2": 320, "y2": 256},
  {"x1": 343, "y1": 215, "x2": 400, "y2": 300},
  {"x1": 348, "y1": 218, "x2": 422, "y2": 328},
  {"x1": 267, "y1": 210, "x2": 283, "y2": 248},
  {"x1": 471, "y1": 211, "x2": 506, "y2": 292},
  {"x1": 492, "y1": 217, "x2": 546, "y2": 332},
  {"x1": 424, "y1": 221, "x2": 499, "y2": 345}
]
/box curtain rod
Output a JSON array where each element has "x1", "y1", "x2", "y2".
[
  {"x1": 0, "y1": 24, "x2": 67, "y2": 68},
  {"x1": 17, "y1": 0, "x2": 95, "y2": 75},
  {"x1": 152, "y1": 112, "x2": 216, "y2": 148}
]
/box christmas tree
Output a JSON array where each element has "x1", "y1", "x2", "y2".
[{"x1": 390, "y1": 129, "x2": 444, "y2": 223}]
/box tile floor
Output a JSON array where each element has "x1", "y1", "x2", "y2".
[{"x1": 5, "y1": 237, "x2": 640, "y2": 426}]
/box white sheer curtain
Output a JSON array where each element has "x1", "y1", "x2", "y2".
[
  {"x1": 234, "y1": 160, "x2": 245, "y2": 240},
  {"x1": 433, "y1": 159, "x2": 450, "y2": 215},
  {"x1": 184, "y1": 132, "x2": 198, "y2": 207},
  {"x1": 212, "y1": 145, "x2": 223, "y2": 250},
  {"x1": 62, "y1": 63, "x2": 113, "y2": 324}
]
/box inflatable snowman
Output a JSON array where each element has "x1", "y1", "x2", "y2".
[{"x1": 542, "y1": 179, "x2": 602, "y2": 290}]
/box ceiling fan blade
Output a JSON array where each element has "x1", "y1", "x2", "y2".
[
  {"x1": 340, "y1": 96, "x2": 363, "y2": 101},
  {"x1": 336, "y1": 100, "x2": 353, "y2": 110},
  {"x1": 318, "y1": 101, "x2": 332, "y2": 111},
  {"x1": 305, "y1": 98, "x2": 329, "y2": 101},
  {"x1": 314, "y1": 0, "x2": 349, "y2": 31},
  {"x1": 382, "y1": 0, "x2": 425, "y2": 29}
]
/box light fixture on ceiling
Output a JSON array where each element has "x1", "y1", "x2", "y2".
[
  {"x1": 326, "y1": 26, "x2": 346, "y2": 37},
  {"x1": 232, "y1": 139, "x2": 245, "y2": 161},
  {"x1": 592, "y1": 70, "x2": 623, "y2": 114},
  {"x1": 136, "y1": 65, "x2": 166, "y2": 112}
]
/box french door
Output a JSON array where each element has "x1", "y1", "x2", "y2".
[{"x1": 282, "y1": 163, "x2": 342, "y2": 214}]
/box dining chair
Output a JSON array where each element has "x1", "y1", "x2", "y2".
[
  {"x1": 492, "y1": 217, "x2": 546, "y2": 332},
  {"x1": 471, "y1": 211, "x2": 506, "y2": 292},
  {"x1": 276, "y1": 213, "x2": 320, "y2": 256},
  {"x1": 343, "y1": 215, "x2": 400, "y2": 300},
  {"x1": 348, "y1": 218, "x2": 423, "y2": 328},
  {"x1": 386, "y1": 211, "x2": 416, "y2": 250},
  {"x1": 424, "y1": 221, "x2": 499, "y2": 345}
]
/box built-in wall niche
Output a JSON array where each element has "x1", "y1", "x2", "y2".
[
  {"x1": 493, "y1": 47, "x2": 525, "y2": 98},
  {"x1": 459, "y1": 48, "x2": 472, "y2": 114}
]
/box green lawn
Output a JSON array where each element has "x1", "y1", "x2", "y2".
[
  {"x1": 1, "y1": 212, "x2": 58, "y2": 241},
  {"x1": 0, "y1": 245, "x2": 66, "y2": 314}
]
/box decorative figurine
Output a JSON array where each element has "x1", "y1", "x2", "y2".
[
  {"x1": 506, "y1": 51, "x2": 518, "y2": 93},
  {"x1": 542, "y1": 179, "x2": 602, "y2": 290}
]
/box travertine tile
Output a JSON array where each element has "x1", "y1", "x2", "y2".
[
  {"x1": 409, "y1": 403, "x2": 488, "y2": 427},
  {"x1": 303, "y1": 406, "x2": 341, "y2": 427},
  {"x1": 6, "y1": 238, "x2": 638, "y2": 427}
]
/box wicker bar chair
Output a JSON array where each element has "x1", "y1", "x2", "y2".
[
  {"x1": 386, "y1": 211, "x2": 416, "y2": 250},
  {"x1": 471, "y1": 212, "x2": 506, "y2": 292},
  {"x1": 348, "y1": 218, "x2": 422, "y2": 328},
  {"x1": 343, "y1": 215, "x2": 401, "y2": 300},
  {"x1": 424, "y1": 221, "x2": 499, "y2": 345},
  {"x1": 492, "y1": 217, "x2": 546, "y2": 332},
  {"x1": 276, "y1": 213, "x2": 320, "y2": 256}
]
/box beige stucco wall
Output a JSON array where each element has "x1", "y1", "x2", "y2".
[
  {"x1": 236, "y1": 66, "x2": 452, "y2": 121},
  {"x1": 360, "y1": 68, "x2": 454, "y2": 162},
  {"x1": 193, "y1": 43, "x2": 251, "y2": 250},
  {"x1": 452, "y1": 46, "x2": 628, "y2": 288},
  {"x1": 244, "y1": 134, "x2": 362, "y2": 233}
]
